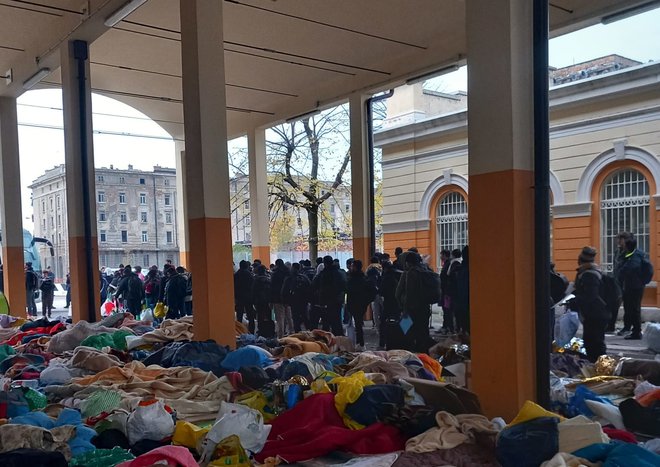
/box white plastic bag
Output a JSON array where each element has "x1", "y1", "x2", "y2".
[
  {"x1": 126, "y1": 400, "x2": 175, "y2": 445},
  {"x1": 141, "y1": 308, "x2": 155, "y2": 323},
  {"x1": 644, "y1": 323, "x2": 660, "y2": 353},
  {"x1": 555, "y1": 311, "x2": 580, "y2": 347},
  {"x1": 101, "y1": 298, "x2": 115, "y2": 317},
  {"x1": 199, "y1": 401, "x2": 271, "y2": 465}
]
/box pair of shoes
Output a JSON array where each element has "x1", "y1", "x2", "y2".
[
  {"x1": 616, "y1": 329, "x2": 631, "y2": 336},
  {"x1": 624, "y1": 333, "x2": 642, "y2": 340}
]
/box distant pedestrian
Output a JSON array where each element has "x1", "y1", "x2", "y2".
[
  {"x1": 25, "y1": 262, "x2": 39, "y2": 317},
  {"x1": 234, "y1": 260, "x2": 255, "y2": 333},
  {"x1": 346, "y1": 260, "x2": 377, "y2": 350},
  {"x1": 615, "y1": 232, "x2": 649, "y2": 340},
  {"x1": 115, "y1": 265, "x2": 145, "y2": 317},
  {"x1": 40, "y1": 270, "x2": 55, "y2": 318}
]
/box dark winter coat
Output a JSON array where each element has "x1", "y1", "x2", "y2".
[
  {"x1": 39, "y1": 277, "x2": 55, "y2": 294},
  {"x1": 282, "y1": 272, "x2": 312, "y2": 306},
  {"x1": 312, "y1": 264, "x2": 347, "y2": 305},
  {"x1": 251, "y1": 275, "x2": 272, "y2": 306},
  {"x1": 234, "y1": 268, "x2": 254, "y2": 303},
  {"x1": 574, "y1": 264, "x2": 608, "y2": 321},
  {"x1": 165, "y1": 273, "x2": 187, "y2": 305},
  {"x1": 380, "y1": 269, "x2": 402, "y2": 320},
  {"x1": 270, "y1": 266, "x2": 289, "y2": 303},
  {"x1": 116, "y1": 272, "x2": 145, "y2": 302},
  {"x1": 346, "y1": 272, "x2": 377, "y2": 314},
  {"x1": 616, "y1": 249, "x2": 646, "y2": 292}
]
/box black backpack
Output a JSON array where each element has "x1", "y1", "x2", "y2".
[
  {"x1": 127, "y1": 274, "x2": 144, "y2": 299},
  {"x1": 419, "y1": 269, "x2": 442, "y2": 305},
  {"x1": 550, "y1": 271, "x2": 569, "y2": 305},
  {"x1": 600, "y1": 273, "x2": 622, "y2": 311},
  {"x1": 641, "y1": 256, "x2": 654, "y2": 285}
]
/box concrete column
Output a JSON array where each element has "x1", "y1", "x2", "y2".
[
  {"x1": 174, "y1": 142, "x2": 189, "y2": 267},
  {"x1": 0, "y1": 97, "x2": 25, "y2": 314},
  {"x1": 180, "y1": 0, "x2": 235, "y2": 345},
  {"x1": 61, "y1": 40, "x2": 100, "y2": 322},
  {"x1": 247, "y1": 128, "x2": 270, "y2": 263},
  {"x1": 350, "y1": 93, "x2": 372, "y2": 264},
  {"x1": 467, "y1": 0, "x2": 536, "y2": 419}
]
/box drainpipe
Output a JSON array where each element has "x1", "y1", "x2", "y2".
[
  {"x1": 533, "y1": 0, "x2": 551, "y2": 408},
  {"x1": 153, "y1": 176, "x2": 159, "y2": 266},
  {"x1": 73, "y1": 40, "x2": 96, "y2": 322},
  {"x1": 366, "y1": 90, "x2": 394, "y2": 256}
]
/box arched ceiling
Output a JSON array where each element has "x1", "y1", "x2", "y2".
[{"x1": 0, "y1": 0, "x2": 653, "y2": 141}]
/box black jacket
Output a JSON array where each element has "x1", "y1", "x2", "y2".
[
  {"x1": 234, "y1": 268, "x2": 254, "y2": 303},
  {"x1": 116, "y1": 272, "x2": 145, "y2": 301},
  {"x1": 617, "y1": 249, "x2": 646, "y2": 291},
  {"x1": 40, "y1": 277, "x2": 55, "y2": 294},
  {"x1": 165, "y1": 273, "x2": 187, "y2": 305},
  {"x1": 346, "y1": 272, "x2": 377, "y2": 313},
  {"x1": 312, "y1": 264, "x2": 347, "y2": 305},
  {"x1": 270, "y1": 266, "x2": 289, "y2": 303},
  {"x1": 574, "y1": 265, "x2": 608, "y2": 321},
  {"x1": 380, "y1": 269, "x2": 402, "y2": 320},
  {"x1": 282, "y1": 272, "x2": 312, "y2": 305},
  {"x1": 252, "y1": 275, "x2": 271, "y2": 305}
]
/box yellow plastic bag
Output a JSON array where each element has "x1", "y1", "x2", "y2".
[
  {"x1": 172, "y1": 420, "x2": 210, "y2": 453},
  {"x1": 330, "y1": 371, "x2": 374, "y2": 430},
  {"x1": 235, "y1": 390, "x2": 276, "y2": 422},
  {"x1": 208, "y1": 435, "x2": 251, "y2": 467},
  {"x1": 507, "y1": 400, "x2": 564, "y2": 427},
  {"x1": 154, "y1": 302, "x2": 166, "y2": 318},
  {"x1": 311, "y1": 378, "x2": 331, "y2": 394}
]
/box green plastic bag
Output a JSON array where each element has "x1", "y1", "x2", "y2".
[
  {"x1": 69, "y1": 447, "x2": 135, "y2": 467},
  {"x1": 22, "y1": 387, "x2": 47, "y2": 411},
  {"x1": 0, "y1": 291, "x2": 9, "y2": 315}
]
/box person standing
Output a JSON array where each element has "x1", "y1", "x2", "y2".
[
  {"x1": 438, "y1": 249, "x2": 452, "y2": 333},
  {"x1": 163, "y1": 267, "x2": 186, "y2": 319},
  {"x1": 572, "y1": 247, "x2": 608, "y2": 362},
  {"x1": 616, "y1": 233, "x2": 647, "y2": 340},
  {"x1": 25, "y1": 262, "x2": 39, "y2": 317},
  {"x1": 392, "y1": 247, "x2": 404, "y2": 270},
  {"x1": 251, "y1": 265, "x2": 274, "y2": 337},
  {"x1": 455, "y1": 246, "x2": 470, "y2": 334},
  {"x1": 396, "y1": 252, "x2": 432, "y2": 352},
  {"x1": 234, "y1": 260, "x2": 255, "y2": 333},
  {"x1": 366, "y1": 256, "x2": 383, "y2": 330},
  {"x1": 39, "y1": 270, "x2": 55, "y2": 318},
  {"x1": 346, "y1": 260, "x2": 377, "y2": 350},
  {"x1": 144, "y1": 266, "x2": 161, "y2": 310},
  {"x1": 282, "y1": 262, "x2": 311, "y2": 332},
  {"x1": 115, "y1": 265, "x2": 145, "y2": 317},
  {"x1": 312, "y1": 256, "x2": 347, "y2": 336},
  {"x1": 271, "y1": 259, "x2": 293, "y2": 338},
  {"x1": 379, "y1": 261, "x2": 402, "y2": 349}
]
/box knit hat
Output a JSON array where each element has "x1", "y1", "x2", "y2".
[{"x1": 578, "y1": 246, "x2": 597, "y2": 263}]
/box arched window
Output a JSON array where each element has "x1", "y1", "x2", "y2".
[
  {"x1": 600, "y1": 169, "x2": 650, "y2": 272},
  {"x1": 436, "y1": 192, "x2": 468, "y2": 255}
]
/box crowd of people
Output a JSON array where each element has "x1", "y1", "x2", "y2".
[
  {"x1": 100, "y1": 261, "x2": 193, "y2": 320},
  {"x1": 234, "y1": 246, "x2": 471, "y2": 352}
]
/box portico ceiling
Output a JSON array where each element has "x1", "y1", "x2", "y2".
[{"x1": 0, "y1": 0, "x2": 651, "y2": 140}]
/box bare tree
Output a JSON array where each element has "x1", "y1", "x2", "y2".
[{"x1": 267, "y1": 105, "x2": 351, "y2": 260}]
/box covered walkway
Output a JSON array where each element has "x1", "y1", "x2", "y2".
[{"x1": 0, "y1": 0, "x2": 652, "y2": 419}]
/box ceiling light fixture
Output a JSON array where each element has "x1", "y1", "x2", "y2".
[
  {"x1": 405, "y1": 64, "x2": 460, "y2": 86},
  {"x1": 285, "y1": 109, "x2": 321, "y2": 123},
  {"x1": 104, "y1": 0, "x2": 148, "y2": 27},
  {"x1": 23, "y1": 68, "x2": 51, "y2": 90},
  {"x1": 601, "y1": 1, "x2": 660, "y2": 24}
]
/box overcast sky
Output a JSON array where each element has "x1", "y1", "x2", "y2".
[{"x1": 16, "y1": 7, "x2": 660, "y2": 230}]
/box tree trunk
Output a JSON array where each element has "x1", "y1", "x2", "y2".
[{"x1": 307, "y1": 206, "x2": 319, "y2": 261}]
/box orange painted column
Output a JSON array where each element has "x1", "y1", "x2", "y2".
[
  {"x1": 180, "y1": 0, "x2": 235, "y2": 346},
  {"x1": 350, "y1": 93, "x2": 373, "y2": 264},
  {"x1": 248, "y1": 129, "x2": 271, "y2": 264},
  {"x1": 467, "y1": 0, "x2": 537, "y2": 420},
  {"x1": 0, "y1": 97, "x2": 26, "y2": 314},
  {"x1": 61, "y1": 40, "x2": 100, "y2": 322}
]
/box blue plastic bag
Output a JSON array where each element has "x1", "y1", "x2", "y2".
[
  {"x1": 555, "y1": 311, "x2": 579, "y2": 347},
  {"x1": 400, "y1": 314, "x2": 413, "y2": 334},
  {"x1": 566, "y1": 385, "x2": 614, "y2": 418}
]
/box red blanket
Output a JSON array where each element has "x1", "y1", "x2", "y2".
[{"x1": 255, "y1": 393, "x2": 405, "y2": 463}]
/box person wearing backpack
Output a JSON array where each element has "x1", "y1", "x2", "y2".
[
  {"x1": 144, "y1": 266, "x2": 161, "y2": 310},
  {"x1": 572, "y1": 247, "x2": 608, "y2": 362},
  {"x1": 252, "y1": 265, "x2": 274, "y2": 337},
  {"x1": 312, "y1": 256, "x2": 347, "y2": 336},
  {"x1": 25, "y1": 262, "x2": 39, "y2": 317},
  {"x1": 396, "y1": 252, "x2": 433, "y2": 352},
  {"x1": 115, "y1": 265, "x2": 145, "y2": 317},
  {"x1": 282, "y1": 262, "x2": 311, "y2": 333},
  {"x1": 163, "y1": 267, "x2": 186, "y2": 319},
  {"x1": 616, "y1": 233, "x2": 651, "y2": 340}
]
